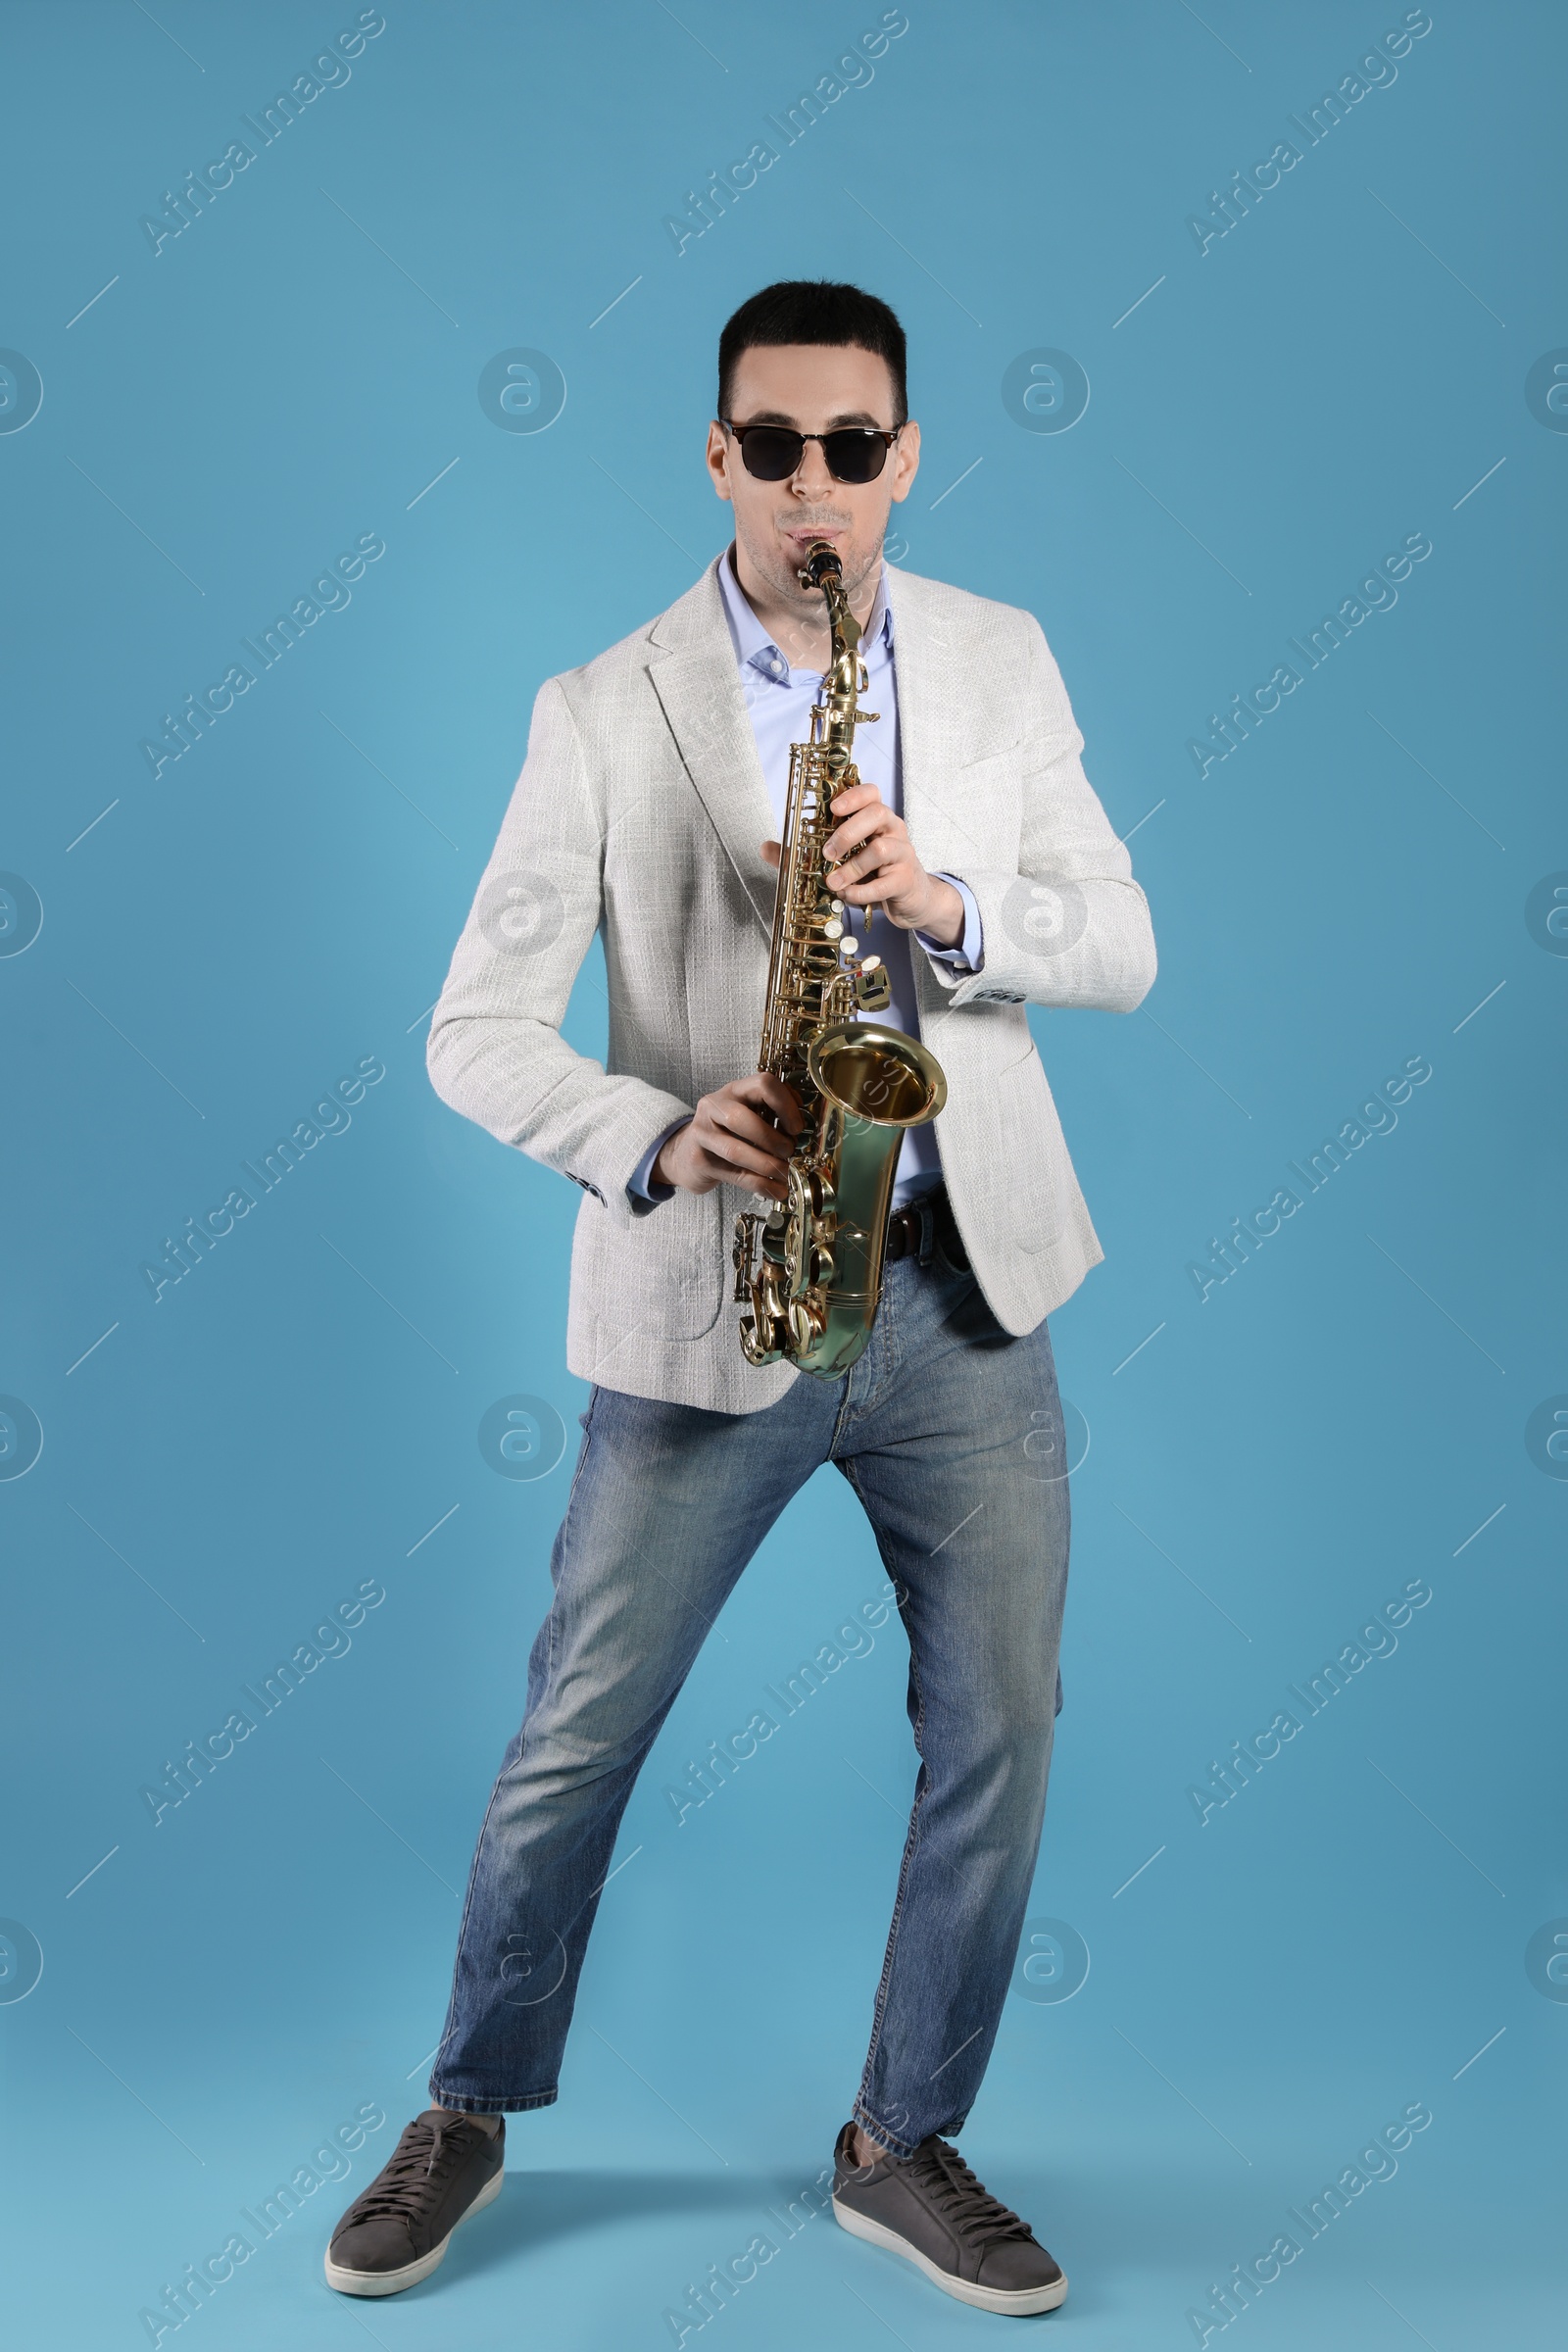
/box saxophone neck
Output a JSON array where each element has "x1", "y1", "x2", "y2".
[
  {"x1": 798, "y1": 541, "x2": 864, "y2": 738},
  {"x1": 819, "y1": 569, "x2": 860, "y2": 657}
]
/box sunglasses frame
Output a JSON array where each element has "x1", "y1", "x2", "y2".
[{"x1": 720, "y1": 418, "x2": 903, "y2": 484}]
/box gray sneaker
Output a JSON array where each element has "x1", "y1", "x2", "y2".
[
  {"x1": 324, "y1": 2110, "x2": 504, "y2": 2296},
  {"x1": 831, "y1": 2121, "x2": 1067, "y2": 2314}
]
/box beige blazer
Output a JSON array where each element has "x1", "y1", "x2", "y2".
[{"x1": 427, "y1": 555, "x2": 1156, "y2": 1412}]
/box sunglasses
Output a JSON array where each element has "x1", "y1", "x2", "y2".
[{"x1": 721, "y1": 418, "x2": 902, "y2": 485}]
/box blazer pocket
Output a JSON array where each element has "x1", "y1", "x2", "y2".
[
  {"x1": 959, "y1": 734, "x2": 1023, "y2": 771},
  {"x1": 595, "y1": 1185, "x2": 727, "y2": 1342}
]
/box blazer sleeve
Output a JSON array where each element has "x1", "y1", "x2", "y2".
[
  {"x1": 426, "y1": 675, "x2": 695, "y2": 1232},
  {"x1": 918, "y1": 612, "x2": 1156, "y2": 1013}
]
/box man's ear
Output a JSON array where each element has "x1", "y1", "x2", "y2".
[
  {"x1": 889, "y1": 419, "x2": 920, "y2": 504},
  {"x1": 707, "y1": 421, "x2": 734, "y2": 502}
]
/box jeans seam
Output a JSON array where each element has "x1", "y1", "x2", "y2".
[
  {"x1": 831, "y1": 1274, "x2": 894, "y2": 1443},
  {"x1": 851, "y1": 2098, "x2": 920, "y2": 2162},
  {"x1": 425, "y1": 2087, "x2": 559, "y2": 2115},
  {"x1": 428, "y1": 1757, "x2": 514, "y2": 2097},
  {"x1": 544, "y1": 1389, "x2": 599, "y2": 1690},
  {"x1": 430, "y1": 1391, "x2": 600, "y2": 2099},
  {"x1": 857, "y1": 1254, "x2": 899, "y2": 1421},
  {"x1": 845, "y1": 1466, "x2": 927, "y2": 2127}
]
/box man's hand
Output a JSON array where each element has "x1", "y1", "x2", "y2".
[
  {"x1": 653, "y1": 1073, "x2": 803, "y2": 1201},
  {"x1": 762, "y1": 781, "x2": 962, "y2": 943}
]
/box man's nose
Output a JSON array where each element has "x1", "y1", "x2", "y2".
[{"x1": 789, "y1": 440, "x2": 835, "y2": 497}]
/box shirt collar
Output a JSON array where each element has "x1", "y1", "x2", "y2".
[{"x1": 718, "y1": 542, "x2": 893, "y2": 682}]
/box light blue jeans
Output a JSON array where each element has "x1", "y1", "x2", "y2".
[{"x1": 430, "y1": 1220, "x2": 1070, "y2": 2156}]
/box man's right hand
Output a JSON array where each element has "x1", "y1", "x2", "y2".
[{"x1": 653, "y1": 1073, "x2": 803, "y2": 1202}]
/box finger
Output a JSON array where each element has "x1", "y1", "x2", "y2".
[
  {"x1": 710, "y1": 1102, "x2": 798, "y2": 1162},
  {"x1": 839, "y1": 848, "x2": 904, "y2": 887},
  {"x1": 829, "y1": 781, "x2": 878, "y2": 816},
  {"x1": 760, "y1": 838, "x2": 782, "y2": 868},
  {"x1": 699, "y1": 1132, "x2": 792, "y2": 1189},
  {"x1": 829, "y1": 837, "x2": 884, "y2": 881},
  {"x1": 840, "y1": 867, "x2": 909, "y2": 910},
  {"x1": 828, "y1": 826, "x2": 905, "y2": 882},
  {"x1": 825, "y1": 791, "x2": 891, "y2": 844},
  {"x1": 832, "y1": 839, "x2": 906, "y2": 895},
  {"x1": 826, "y1": 808, "x2": 895, "y2": 863},
  {"x1": 703, "y1": 1153, "x2": 788, "y2": 1201},
  {"x1": 729, "y1": 1072, "x2": 804, "y2": 1131}
]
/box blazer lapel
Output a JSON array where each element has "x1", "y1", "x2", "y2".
[
  {"x1": 886, "y1": 567, "x2": 1002, "y2": 879},
  {"x1": 644, "y1": 559, "x2": 1013, "y2": 949},
  {"x1": 646, "y1": 563, "x2": 779, "y2": 942}
]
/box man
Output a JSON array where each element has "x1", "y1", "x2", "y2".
[{"x1": 325, "y1": 280, "x2": 1154, "y2": 2315}]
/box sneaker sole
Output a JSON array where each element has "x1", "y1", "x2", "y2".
[
  {"x1": 833, "y1": 2194, "x2": 1068, "y2": 2315},
  {"x1": 323, "y1": 2165, "x2": 504, "y2": 2297}
]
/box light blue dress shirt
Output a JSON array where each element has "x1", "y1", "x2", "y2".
[{"x1": 628, "y1": 545, "x2": 984, "y2": 1209}]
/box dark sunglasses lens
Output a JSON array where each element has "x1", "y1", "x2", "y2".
[
  {"x1": 738, "y1": 427, "x2": 805, "y2": 480},
  {"x1": 823, "y1": 430, "x2": 889, "y2": 483}
]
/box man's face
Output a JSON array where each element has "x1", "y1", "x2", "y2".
[{"x1": 706, "y1": 342, "x2": 919, "y2": 630}]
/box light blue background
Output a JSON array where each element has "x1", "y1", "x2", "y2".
[{"x1": 2, "y1": 3, "x2": 1562, "y2": 2345}]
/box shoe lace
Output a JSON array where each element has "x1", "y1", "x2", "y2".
[
  {"x1": 907, "y1": 2136, "x2": 1034, "y2": 2250},
  {"x1": 346, "y1": 2117, "x2": 477, "y2": 2227}
]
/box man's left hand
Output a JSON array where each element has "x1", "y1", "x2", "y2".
[{"x1": 760, "y1": 781, "x2": 963, "y2": 945}]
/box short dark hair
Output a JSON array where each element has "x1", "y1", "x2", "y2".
[{"x1": 717, "y1": 280, "x2": 907, "y2": 426}]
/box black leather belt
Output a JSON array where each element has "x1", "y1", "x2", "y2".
[{"x1": 884, "y1": 1184, "x2": 969, "y2": 1270}]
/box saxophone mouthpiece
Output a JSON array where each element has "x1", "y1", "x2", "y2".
[{"x1": 797, "y1": 538, "x2": 843, "y2": 591}]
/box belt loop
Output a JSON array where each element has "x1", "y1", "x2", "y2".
[{"x1": 915, "y1": 1192, "x2": 936, "y2": 1269}]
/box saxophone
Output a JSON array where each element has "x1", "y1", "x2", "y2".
[{"x1": 732, "y1": 539, "x2": 947, "y2": 1378}]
